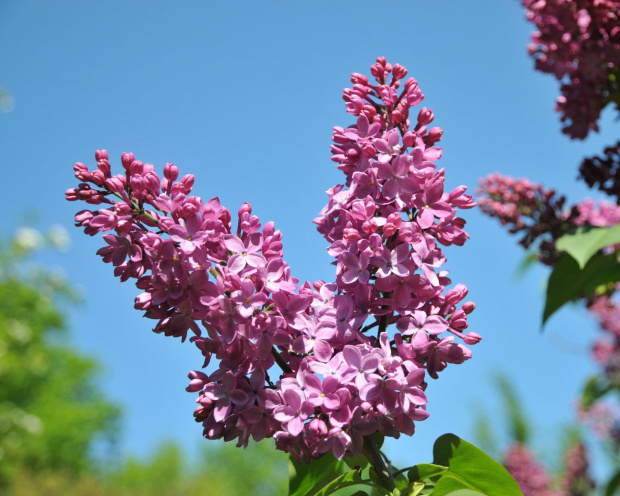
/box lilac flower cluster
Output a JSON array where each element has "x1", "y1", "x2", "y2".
[
  {"x1": 503, "y1": 443, "x2": 562, "y2": 496},
  {"x1": 579, "y1": 141, "x2": 620, "y2": 203},
  {"x1": 66, "y1": 58, "x2": 479, "y2": 462},
  {"x1": 504, "y1": 442, "x2": 595, "y2": 496},
  {"x1": 477, "y1": 174, "x2": 576, "y2": 264},
  {"x1": 523, "y1": 0, "x2": 620, "y2": 139},
  {"x1": 577, "y1": 400, "x2": 620, "y2": 449},
  {"x1": 560, "y1": 442, "x2": 595, "y2": 495},
  {"x1": 478, "y1": 174, "x2": 620, "y2": 263}
]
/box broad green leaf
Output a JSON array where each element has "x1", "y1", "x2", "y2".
[
  {"x1": 310, "y1": 468, "x2": 384, "y2": 496},
  {"x1": 433, "y1": 475, "x2": 481, "y2": 494},
  {"x1": 343, "y1": 452, "x2": 369, "y2": 470},
  {"x1": 543, "y1": 253, "x2": 620, "y2": 325},
  {"x1": 444, "y1": 491, "x2": 488, "y2": 496},
  {"x1": 395, "y1": 470, "x2": 409, "y2": 490},
  {"x1": 582, "y1": 375, "x2": 612, "y2": 408},
  {"x1": 373, "y1": 431, "x2": 385, "y2": 449},
  {"x1": 288, "y1": 453, "x2": 345, "y2": 496},
  {"x1": 407, "y1": 463, "x2": 448, "y2": 482},
  {"x1": 403, "y1": 481, "x2": 425, "y2": 496},
  {"x1": 606, "y1": 469, "x2": 620, "y2": 496},
  {"x1": 556, "y1": 224, "x2": 620, "y2": 268},
  {"x1": 432, "y1": 434, "x2": 523, "y2": 496}
]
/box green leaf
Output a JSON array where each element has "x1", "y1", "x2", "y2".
[
  {"x1": 512, "y1": 250, "x2": 539, "y2": 280},
  {"x1": 444, "y1": 491, "x2": 488, "y2": 496},
  {"x1": 543, "y1": 253, "x2": 620, "y2": 325},
  {"x1": 403, "y1": 481, "x2": 425, "y2": 496},
  {"x1": 343, "y1": 452, "x2": 369, "y2": 470},
  {"x1": 310, "y1": 468, "x2": 369, "y2": 496},
  {"x1": 495, "y1": 374, "x2": 530, "y2": 444},
  {"x1": 556, "y1": 225, "x2": 620, "y2": 269},
  {"x1": 431, "y1": 434, "x2": 523, "y2": 496},
  {"x1": 407, "y1": 463, "x2": 448, "y2": 483},
  {"x1": 606, "y1": 469, "x2": 620, "y2": 496},
  {"x1": 433, "y1": 475, "x2": 481, "y2": 494},
  {"x1": 288, "y1": 453, "x2": 345, "y2": 496},
  {"x1": 582, "y1": 375, "x2": 612, "y2": 408}
]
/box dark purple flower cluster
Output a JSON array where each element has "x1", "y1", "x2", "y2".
[
  {"x1": 66, "y1": 58, "x2": 479, "y2": 462},
  {"x1": 579, "y1": 141, "x2": 620, "y2": 203},
  {"x1": 523, "y1": 0, "x2": 620, "y2": 139},
  {"x1": 477, "y1": 174, "x2": 576, "y2": 264}
]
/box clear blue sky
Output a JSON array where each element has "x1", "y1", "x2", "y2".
[{"x1": 1, "y1": 0, "x2": 618, "y2": 479}]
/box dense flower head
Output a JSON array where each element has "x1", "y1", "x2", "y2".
[
  {"x1": 503, "y1": 443, "x2": 562, "y2": 496},
  {"x1": 523, "y1": 0, "x2": 620, "y2": 139},
  {"x1": 66, "y1": 58, "x2": 479, "y2": 462},
  {"x1": 478, "y1": 173, "x2": 620, "y2": 263},
  {"x1": 577, "y1": 400, "x2": 620, "y2": 450},
  {"x1": 477, "y1": 174, "x2": 577, "y2": 264},
  {"x1": 579, "y1": 141, "x2": 620, "y2": 203},
  {"x1": 559, "y1": 442, "x2": 595, "y2": 495}
]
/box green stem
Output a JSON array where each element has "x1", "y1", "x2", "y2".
[{"x1": 362, "y1": 436, "x2": 396, "y2": 491}]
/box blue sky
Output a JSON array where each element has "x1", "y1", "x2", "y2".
[{"x1": 1, "y1": 0, "x2": 618, "y2": 479}]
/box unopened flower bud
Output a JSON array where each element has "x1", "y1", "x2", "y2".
[
  {"x1": 180, "y1": 174, "x2": 194, "y2": 194},
  {"x1": 462, "y1": 302, "x2": 476, "y2": 314},
  {"x1": 392, "y1": 63, "x2": 408, "y2": 80},
  {"x1": 427, "y1": 127, "x2": 443, "y2": 145},
  {"x1": 350, "y1": 72, "x2": 368, "y2": 85},
  {"x1": 95, "y1": 149, "x2": 108, "y2": 162},
  {"x1": 164, "y1": 162, "x2": 179, "y2": 181},
  {"x1": 417, "y1": 107, "x2": 434, "y2": 125},
  {"x1": 463, "y1": 332, "x2": 481, "y2": 345},
  {"x1": 121, "y1": 152, "x2": 135, "y2": 171},
  {"x1": 105, "y1": 174, "x2": 126, "y2": 193}
]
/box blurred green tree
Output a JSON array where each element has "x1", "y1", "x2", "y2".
[
  {"x1": 0, "y1": 228, "x2": 120, "y2": 488},
  {"x1": 1, "y1": 227, "x2": 288, "y2": 495}
]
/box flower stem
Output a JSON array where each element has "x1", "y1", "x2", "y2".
[
  {"x1": 362, "y1": 435, "x2": 396, "y2": 491},
  {"x1": 271, "y1": 347, "x2": 292, "y2": 374}
]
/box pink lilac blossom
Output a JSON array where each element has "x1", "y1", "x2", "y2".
[
  {"x1": 66, "y1": 58, "x2": 479, "y2": 462},
  {"x1": 478, "y1": 174, "x2": 620, "y2": 263},
  {"x1": 559, "y1": 442, "x2": 595, "y2": 495},
  {"x1": 477, "y1": 174, "x2": 577, "y2": 264},
  {"x1": 523, "y1": 0, "x2": 620, "y2": 139},
  {"x1": 577, "y1": 400, "x2": 620, "y2": 449},
  {"x1": 503, "y1": 443, "x2": 563, "y2": 496}
]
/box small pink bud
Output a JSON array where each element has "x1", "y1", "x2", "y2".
[
  {"x1": 105, "y1": 174, "x2": 126, "y2": 193},
  {"x1": 164, "y1": 162, "x2": 179, "y2": 181},
  {"x1": 350, "y1": 72, "x2": 368, "y2": 85},
  {"x1": 343, "y1": 228, "x2": 361, "y2": 242},
  {"x1": 427, "y1": 127, "x2": 443, "y2": 145},
  {"x1": 238, "y1": 201, "x2": 252, "y2": 218},
  {"x1": 180, "y1": 174, "x2": 194, "y2": 194},
  {"x1": 121, "y1": 152, "x2": 135, "y2": 171},
  {"x1": 130, "y1": 160, "x2": 143, "y2": 175},
  {"x1": 463, "y1": 332, "x2": 481, "y2": 345},
  {"x1": 74, "y1": 163, "x2": 93, "y2": 182},
  {"x1": 65, "y1": 188, "x2": 79, "y2": 201},
  {"x1": 95, "y1": 149, "x2": 108, "y2": 161},
  {"x1": 462, "y1": 302, "x2": 476, "y2": 314},
  {"x1": 392, "y1": 63, "x2": 407, "y2": 80},
  {"x1": 417, "y1": 107, "x2": 434, "y2": 125},
  {"x1": 402, "y1": 131, "x2": 417, "y2": 148}
]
